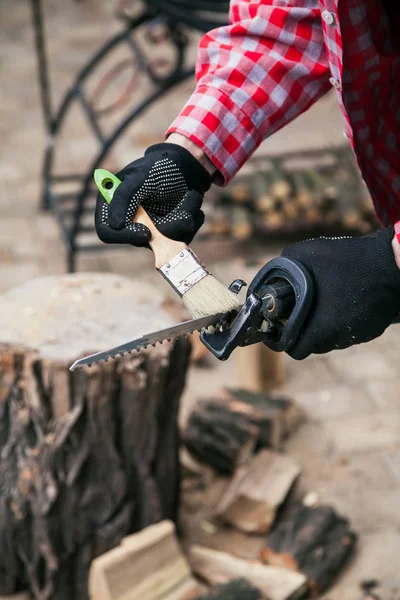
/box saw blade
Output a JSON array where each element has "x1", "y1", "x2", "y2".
[{"x1": 69, "y1": 312, "x2": 227, "y2": 371}]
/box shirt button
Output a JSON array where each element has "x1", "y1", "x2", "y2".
[
  {"x1": 329, "y1": 77, "x2": 341, "y2": 90},
  {"x1": 322, "y1": 10, "x2": 335, "y2": 25}
]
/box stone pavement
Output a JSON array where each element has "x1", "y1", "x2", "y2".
[{"x1": 2, "y1": 1, "x2": 400, "y2": 598}]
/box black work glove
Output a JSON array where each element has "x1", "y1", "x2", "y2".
[
  {"x1": 95, "y1": 143, "x2": 213, "y2": 246},
  {"x1": 281, "y1": 226, "x2": 400, "y2": 360}
]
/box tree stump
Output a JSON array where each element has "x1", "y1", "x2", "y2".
[{"x1": 0, "y1": 274, "x2": 191, "y2": 600}]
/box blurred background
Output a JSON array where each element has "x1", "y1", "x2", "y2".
[{"x1": 1, "y1": 1, "x2": 400, "y2": 600}]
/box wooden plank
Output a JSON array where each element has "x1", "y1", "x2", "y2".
[
  {"x1": 90, "y1": 520, "x2": 204, "y2": 600},
  {"x1": 216, "y1": 450, "x2": 300, "y2": 533}
]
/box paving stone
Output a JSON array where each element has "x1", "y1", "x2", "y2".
[
  {"x1": 12, "y1": 234, "x2": 41, "y2": 260},
  {"x1": 0, "y1": 218, "x2": 33, "y2": 246},
  {"x1": 292, "y1": 384, "x2": 375, "y2": 420},
  {"x1": 284, "y1": 420, "x2": 336, "y2": 463},
  {"x1": 282, "y1": 355, "x2": 339, "y2": 393},
  {"x1": 327, "y1": 348, "x2": 398, "y2": 382},
  {"x1": 323, "y1": 412, "x2": 400, "y2": 454},
  {"x1": 298, "y1": 451, "x2": 398, "y2": 497},
  {"x1": 366, "y1": 380, "x2": 400, "y2": 413},
  {"x1": 34, "y1": 214, "x2": 64, "y2": 243},
  {"x1": 381, "y1": 448, "x2": 400, "y2": 486}
]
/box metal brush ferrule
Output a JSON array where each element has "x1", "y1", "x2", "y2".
[{"x1": 160, "y1": 248, "x2": 209, "y2": 296}]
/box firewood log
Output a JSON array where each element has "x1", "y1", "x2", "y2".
[
  {"x1": 296, "y1": 189, "x2": 314, "y2": 210},
  {"x1": 182, "y1": 400, "x2": 258, "y2": 475},
  {"x1": 230, "y1": 184, "x2": 252, "y2": 205},
  {"x1": 262, "y1": 212, "x2": 285, "y2": 229},
  {"x1": 190, "y1": 546, "x2": 307, "y2": 600},
  {"x1": 255, "y1": 194, "x2": 276, "y2": 213},
  {"x1": 260, "y1": 504, "x2": 357, "y2": 596},
  {"x1": 0, "y1": 274, "x2": 191, "y2": 600},
  {"x1": 271, "y1": 179, "x2": 292, "y2": 202},
  {"x1": 281, "y1": 200, "x2": 300, "y2": 221},
  {"x1": 358, "y1": 219, "x2": 374, "y2": 235},
  {"x1": 89, "y1": 521, "x2": 204, "y2": 600},
  {"x1": 359, "y1": 192, "x2": 374, "y2": 214},
  {"x1": 303, "y1": 206, "x2": 322, "y2": 225},
  {"x1": 342, "y1": 210, "x2": 361, "y2": 229},
  {"x1": 182, "y1": 389, "x2": 304, "y2": 474},
  {"x1": 291, "y1": 172, "x2": 314, "y2": 210},
  {"x1": 319, "y1": 186, "x2": 339, "y2": 212},
  {"x1": 322, "y1": 210, "x2": 340, "y2": 225},
  {"x1": 231, "y1": 207, "x2": 253, "y2": 241},
  {"x1": 221, "y1": 388, "x2": 305, "y2": 448},
  {"x1": 216, "y1": 450, "x2": 301, "y2": 533},
  {"x1": 209, "y1": 208, "x2": 231, "y2": 237}
]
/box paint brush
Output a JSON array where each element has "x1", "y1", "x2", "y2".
[{"x1": 95, "y1": 169, "x2": 242, "y2": 318}]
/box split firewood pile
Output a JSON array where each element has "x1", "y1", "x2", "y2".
[
  {"x1": 200, "y1": 146, "x2": 380, "y2": 241},
  {"x1": 89, "y1": 388, "x2": 357, "y2": 600}
]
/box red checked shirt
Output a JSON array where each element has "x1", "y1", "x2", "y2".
[{"x1": 167, "y1": 0, "x2": 400, "y2": 226}]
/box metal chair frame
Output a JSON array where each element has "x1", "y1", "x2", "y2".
[{"x1": 30, "y1": 0, "x2": 228, "y2": 271}]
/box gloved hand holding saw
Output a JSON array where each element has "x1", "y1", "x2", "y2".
[{"x1": 280, "y1": 226, "x2": 400, "y2": 360}]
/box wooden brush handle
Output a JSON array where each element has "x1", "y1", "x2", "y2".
[{"x1": 134, "y1": 206, "x2": 187, "y2": 268}]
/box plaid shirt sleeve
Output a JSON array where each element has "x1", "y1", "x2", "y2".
[{"x1": 166, "y1": 0, "x2": 332, "y2": 184}]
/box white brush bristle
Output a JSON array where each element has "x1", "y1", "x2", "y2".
[{"x1": 182, "y1": 274, "x2": 242, "y2": 318}]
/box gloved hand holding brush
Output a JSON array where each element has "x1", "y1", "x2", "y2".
[{"x1": 95, "y1": 142, "x2": 213, "y2": 246}]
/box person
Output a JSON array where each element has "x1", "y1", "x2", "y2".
[{"x1": 95, "y1": 0, "x2": 400, "y2": 360}]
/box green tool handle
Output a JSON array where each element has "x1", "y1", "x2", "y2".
[{"x1": 94, "y1": 168, "x2": 187, "y2": 268}]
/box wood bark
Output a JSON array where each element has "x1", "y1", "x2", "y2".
[
  {"x1": 194, "y1": 579, "x2": 263, "y2": 600},
  {"x1": 260, "y1": 504, "x2": 357, "y2": 596},
  {"x1": 0, "y1": 274, "x2": 191, "y2": 600},
  {"x1": 182, "y1": 401, "x2": 258, "y2": 475}
]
